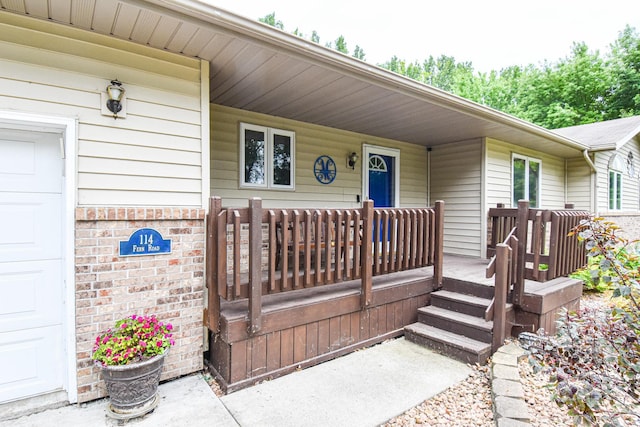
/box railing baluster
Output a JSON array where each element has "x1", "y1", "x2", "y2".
[
  {"x1": 281, "y1": 211, "x2": 289, "y2": 290},
  {"x1": 268, "y1": 210, "x2": 276, "y2": 292},
  {"x1": 292, "y1": 210, "x2": 302, "y2": 289},
  {"x1": 232, "y1": 210, "x2": 242, "y2": 299},
  {"x1": 304, "y1": 210, "x2": 312, "y2": 287},
  {"x1": 314, "y1": 210, "x2": 322, "y2": 285},
  {"x1": 353, "y1": 210, "x2": 361, "y2": 279},
  {"x1": 403, "y1": 210, "x2": 411, "y2": 270},
  {"x1": 216, "y1": 209, "x2": 228, "y2": 300}
]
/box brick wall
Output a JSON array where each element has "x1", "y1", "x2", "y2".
[
  {"x1": 74, "y1": 207, "x2": 205, "y2": 403},
  {"x1": 603, "y1": 213, "x2": 640, "y2": 242}
]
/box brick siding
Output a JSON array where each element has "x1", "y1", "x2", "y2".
[
  {"x1": 74, "y1": 207, "x2": 205, "y2": 403},
  {"x1": 603, "y1": 213, "x2": 640, "y2": 242}
]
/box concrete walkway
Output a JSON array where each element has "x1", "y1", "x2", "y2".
[{"x1": 1, "y1": 338, "x2": 471, "y2": 427}]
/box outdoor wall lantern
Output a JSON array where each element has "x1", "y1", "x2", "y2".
[
  {"x1": 347, "y1": 152, "x2": 358, "y2": 169},
  {"x1": 105, "y1": 79, "x2": 125, "y2": 118}
]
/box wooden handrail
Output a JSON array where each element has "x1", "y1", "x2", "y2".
[{"x1": 205, "y1": 197, "x2": 445, "y2": 320}]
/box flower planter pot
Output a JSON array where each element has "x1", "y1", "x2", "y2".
[{"x1": 99, "y1": 349, "x2": 168, "y2": 420}]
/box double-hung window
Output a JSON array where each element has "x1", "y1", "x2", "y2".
[
  {"x1": 608, "y1": 154, "x2": 625, "y2": 210},
  {"x1": 512, "y1": 154, "x2": 541, "y2": 208},
  {"x1": 240, "y1": 123, "x2": 295, "y2": 190}
]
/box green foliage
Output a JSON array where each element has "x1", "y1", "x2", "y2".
[
  {"x1": 352, "y1": 45, "x2": 366, "y2": 61},
  {"x1": 259, "y1": 12, "x2": 284, "y2": 30},
  {"x1": 571, "y1": 246, "x2": 640, "y2": 293},
  {"x1": 333, "y1": 35, "x2": 348, "y2": 54},
  {"x1": 526, "y1": 217, "x2": 640, "y2": 426},
  {"x1": 92, "y1": 315, "x2": 174, "y2": 366},
  {"x1": 377, "y1": 27, "x2": 640, "y2": 128},
  {"x1": 257, "y1": 10, "x2": 640, "y2": 127}
]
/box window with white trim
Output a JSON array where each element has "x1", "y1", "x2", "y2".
[
  {"x1": 512, "y1": 154, "x2": 541, "y2": 208},
  {"x1": 240, "y1": 123, "x2": 295, "y2": 190},
  {"x1": 609, "y1": 153, "x2": 625, "y2": 210}
]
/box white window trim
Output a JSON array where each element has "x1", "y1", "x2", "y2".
[
  {"x1": 609, "y1": 170, "x2": 623, "y2": 210},
  {"x1": 511, "y1": 153, "x2": 542, "y2": 208},
  {"x1": 608, "y1": 153, "x2": 625, "y2": 211},
  {"x1": 239, "y1": 122, "x2": 295, "y2": 190}
]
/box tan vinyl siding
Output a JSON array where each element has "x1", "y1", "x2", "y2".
[
  {"x1": 566, "y1": 157, "x2": 592, "y2": 211},
  {"x1": 430, "y1": 140, "x2": 482, "y2": 257},
  {"x1": 0, "y1": 12, "x2": 204, "y2": 207},
  {"x1": 595, "y1": 139, "x2": 640, "y2": 213},
  {"x1": 210, "y1": 104, "x2": 428, "y2": 208},
  {"x1": 486, "y1": 138, "x2": 566, "y2": 209}
]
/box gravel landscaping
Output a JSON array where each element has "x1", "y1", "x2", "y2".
[
  {"x1": 205, "y1": 293, "x2": 611, "y2": 426},
  {"x1": 384, "y1": 292, "x2": 610, "y2": 426}
]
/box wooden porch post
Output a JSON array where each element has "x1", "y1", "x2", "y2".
[
  {"x1": 360, "y1": 200, "x2": 374, "y2": 309},
  {"x1": 433, "y1": 200, "x2": 444, "y2": 287},
  {"x1": 205, "y1": 196, "x2": 222, "y2": 333},
  {"x1": 248, "y1": 198, "x2": 263, "y2": 335},
  {"x1": 514, "y1": 200, "x2": 529, "y2": 305},
  {"x1": 493, "y1": 243, "x2": 509, "y2": 352}
]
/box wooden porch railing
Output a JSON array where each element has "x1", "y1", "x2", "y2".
[
  {"x1": 485, "y1": 229, "x2": 518, "y2": 352},
  {"x1": 485, "y1": 200, "x2": 589, "y2": 350},
  {"x1": 205, "y1": 197, "x2": 444, "y2": 333},
  {"x1": 487, "y1": 200, "x2": 590, "y2": 285}
]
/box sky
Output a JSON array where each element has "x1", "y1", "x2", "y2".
[{"x1": 209, "y1": 0, "x2": 640, "y2": 73}]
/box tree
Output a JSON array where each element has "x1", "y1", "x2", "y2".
[
  {"x1": 259, "y1": 12, "x2": 283, "y2": 30},
  {"x1": 352, "y1": 45, "x2": 366, "y2": 61},
  {"x1": 607, "y1": 26, "x2": 640, "y2": 118},
  {"x1": 334, "y1": 35, "x2": 348, "y2": 54}
]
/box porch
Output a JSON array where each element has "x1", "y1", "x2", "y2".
[{"x1": 204, "y1": 197, "x2": 588, "y2": 393}]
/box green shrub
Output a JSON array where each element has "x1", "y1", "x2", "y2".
[
  {"x1": 570, "y1": 245, "x2": 640, "y2": 293},
  {"x1": 526, "y1": 217, "x2": 640, "y2": 426}
]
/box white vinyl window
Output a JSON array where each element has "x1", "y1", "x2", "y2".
[
  {"x1": 240, "y1": 123, "x2": 295, "y2": 190},
  {"x1": 608, "y1": 153, "x2": 625, "y2": 210},
  {"x1": 512, "y1": 154, "x2": 541, "y2": 208}
]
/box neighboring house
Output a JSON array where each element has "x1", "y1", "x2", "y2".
[
  {"x1": 0, "y1": 0, "x2": 596, "y2": 410},
  {"x1": 554, "y1": 116, "x2": 640, "y2": 240}
]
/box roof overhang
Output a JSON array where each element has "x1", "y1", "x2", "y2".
[{"x1": 3, "y1": 0, "x2": 588, "y2": 158}]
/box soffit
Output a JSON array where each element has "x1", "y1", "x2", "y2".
[{"x1": 1, "y1": 0, "x2": 587, "y2": 158}]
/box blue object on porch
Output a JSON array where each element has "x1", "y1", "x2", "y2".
[{"x1": 119, "y1": 228, "x2": 172, "y2": 256}]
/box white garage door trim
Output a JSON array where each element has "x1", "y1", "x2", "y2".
[{"x1": 0, "y1": 111, "x2": 77, "y2": 404}]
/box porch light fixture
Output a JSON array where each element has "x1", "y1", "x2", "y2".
[
  {"x1": 106, "y1": 80, "x2": 125, "y2": 118},
  {"x1": 347, "y1": 152, "x2": 358, "y2": 170}
]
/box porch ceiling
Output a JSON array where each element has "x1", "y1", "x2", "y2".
[{"x1": 2, "y1": 0, "x2": 587, "y2": 158}]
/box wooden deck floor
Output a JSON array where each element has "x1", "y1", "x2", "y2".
[{"x1": 443, "y1": 254, "x2": 494, "y2": 286}]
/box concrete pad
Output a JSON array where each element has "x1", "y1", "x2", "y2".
[
  {"x1": 0, "y1": 374, "x2": 238, "y2": 427},
  {"x1": 220, "y1": 337, "x2": 471, "y2": 427}
]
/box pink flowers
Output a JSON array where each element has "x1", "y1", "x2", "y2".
[{"x1": 92, "y1": 314, "x2": 175, "y2": 366}]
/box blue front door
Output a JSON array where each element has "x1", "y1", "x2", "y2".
[{"x1": 368, "y1": 154, "x2": 394, "y2": 207}]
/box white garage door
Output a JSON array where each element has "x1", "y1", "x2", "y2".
[{"x1": 0, "y1": 129, "x2": 65, "y2": 403}]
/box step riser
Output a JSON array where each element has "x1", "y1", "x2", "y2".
[
  {"x1": 418, "y1": 312, "x2": 492, "y2": 343},
  {"x1": 442, "y1": 278, "x2": 494, "y2": 299},
  {"x1": 405, "y1": 330, "x2": 491, "y2": 365},
  {"x1": 431, "y1": 295, "x2": 487, "y2": 318}
]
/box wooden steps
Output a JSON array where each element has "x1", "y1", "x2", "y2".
[
  {"x1": 404, "y1": 323, "x2": 492, "y2": 365},
  {"x1": 405, "y1": 278, "x2": 507, "y2": 365}
]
